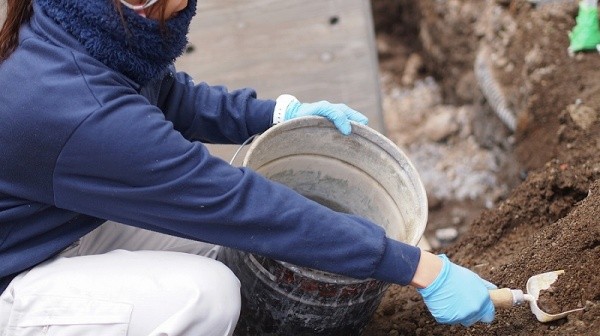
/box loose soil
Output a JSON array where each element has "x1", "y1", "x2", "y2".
[{"x1": 364, "y1": 0, "x2": 600, "y2": 335}]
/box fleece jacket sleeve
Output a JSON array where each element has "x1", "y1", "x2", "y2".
[
  {"x1": 154, "y1": 70, "x2": 276, "y2": 144},
  {"x1": 53, "y1": 91, "x2": 421, "y2": 285}
]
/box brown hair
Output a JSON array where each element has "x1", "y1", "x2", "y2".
[
  {"x1": 0, "y1": 0, "x2": 33, "y2": 62},
  {"x1": 0, "y1": 0, "x2": 169, "y2": 62}
]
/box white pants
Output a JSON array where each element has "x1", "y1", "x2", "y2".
[{"x1": 0, "y1": 222, "x2": 241, "y2": 336}]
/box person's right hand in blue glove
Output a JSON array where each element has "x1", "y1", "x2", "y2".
[
  {"x1": 272, "y1": 94, "x2": 368, "y2": 135},
  {"x1": 413, "y1": 252, "x2": 496, "y2": 326}
]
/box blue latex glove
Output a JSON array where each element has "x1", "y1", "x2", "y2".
[
  {"x1": 285, "y1": 100, "x2": 369, "y2": 135},
  {"x1": 418, "y1": 254, "x2": 496, "y2": 327}
]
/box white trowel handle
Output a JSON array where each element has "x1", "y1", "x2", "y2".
[{"x1": 489, "y1": 288, "x2": 534, "y2": 309}]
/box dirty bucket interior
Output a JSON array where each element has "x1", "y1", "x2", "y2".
[
  {"x1": 220, "y1": 116, "x2": 428, "y2": 335},
  {"x1": 244, "y1": 117, "x2": 427, "y2": 250}
]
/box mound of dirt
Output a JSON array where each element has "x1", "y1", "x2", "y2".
[{"x1": 365, "y1": 0, "x2": 600, "y2": 335}]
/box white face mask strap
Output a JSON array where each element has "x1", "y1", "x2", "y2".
[{"x1": 119, "y1": 0, "x2": 160, "y2": 11}]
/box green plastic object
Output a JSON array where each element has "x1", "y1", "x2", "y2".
[{"x1": 569, "y1": 2, "x2": 600, "y2": 53}]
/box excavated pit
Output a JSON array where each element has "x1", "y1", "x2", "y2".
[{"x1": 363, "y1": 1, "x2": 600, "y2": 335}]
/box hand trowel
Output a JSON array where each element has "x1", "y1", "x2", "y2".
[{"x1": 489, "y1": 270, "x2": 584, "y2": 322}]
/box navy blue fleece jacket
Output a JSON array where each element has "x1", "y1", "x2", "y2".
[{"x1": 0, "y1": 4, "x2": 421, "y2": 294}]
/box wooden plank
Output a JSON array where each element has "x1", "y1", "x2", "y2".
[{"x1": 175, "y1": 0, "x2": 383, "y2": 162}]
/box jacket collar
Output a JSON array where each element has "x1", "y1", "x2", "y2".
[
  {"x1": 25, "y1": 1, "x2": 141, "y2": 89},
  {"x1": 27, "y1": 0, "x2": 196, "y2": 87}
]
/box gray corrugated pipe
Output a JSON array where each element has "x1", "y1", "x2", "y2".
[{"x1": 474, "y1": 45, "x2": 517, "y2": 132}]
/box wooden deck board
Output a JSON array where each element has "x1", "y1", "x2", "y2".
[{"x1": 175, "y1": 0, "x2": 383, "y2": 161}]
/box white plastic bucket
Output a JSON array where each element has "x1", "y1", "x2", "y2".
[{"x1": 219, "y1": 116, "x2": 428, "y2": 335}]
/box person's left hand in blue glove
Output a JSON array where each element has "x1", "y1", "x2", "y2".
[{"x1": 272, "y1": 94, "x2": 368, "y2": 135}]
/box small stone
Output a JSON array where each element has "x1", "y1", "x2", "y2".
[
  {"x1": 567, "y1": 103, "x2": 598, "y2": 130},
  {"x1": 422, "y1": 108, "x2": 459, "y2": 142},
  {"x1": 401, "y1": 53, "x2": 424, "y2": 86},
  {"x1": 435, "y1": 227, "x2": 459, "y2": 243}
]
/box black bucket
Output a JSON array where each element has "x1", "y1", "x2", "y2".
[{"x1": 219, "y1": 117, "x2": 427, "y2": 335}]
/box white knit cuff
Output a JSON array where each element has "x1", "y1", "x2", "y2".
[{"x1": 273, "y1": 94, "x2": 299, "y2": 124}]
